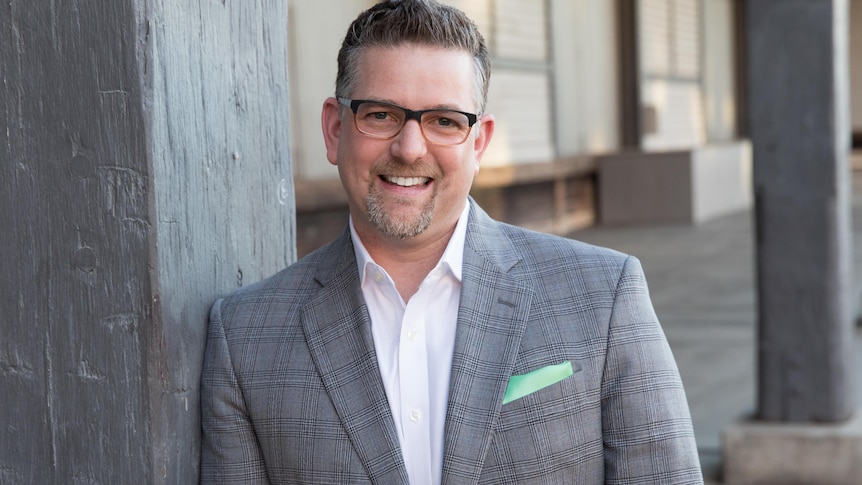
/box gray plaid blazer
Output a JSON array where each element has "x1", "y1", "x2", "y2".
[{"x1": 200, "y1": 201, "x2": 702, "y2": 484}]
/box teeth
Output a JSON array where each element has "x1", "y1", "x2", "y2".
[{"x1": 384, "y1": 175, "x2": 430, "y2": 187}]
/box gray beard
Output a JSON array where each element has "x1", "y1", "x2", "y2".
[{"x1": 365, "y1": 186, "x2": 435, "y2": 239}]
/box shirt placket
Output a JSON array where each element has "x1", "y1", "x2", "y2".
[{"x1": 399, "y1": 282, "x2": 433, "y2": 484}]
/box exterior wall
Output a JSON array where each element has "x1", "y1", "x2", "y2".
[
  {"x1": 638, "y1": 0, "x2": 707, "y2": 150},
  {"x1": 551, "y1": 0, "x2": 621, "y2": 156},
  {"x1": 287, "y1": 0, "x2": 369, "y2": 181},
  {"x1": 851, "y1": 0, "x2": 862, "y2": 136},
  {"x1": 478, "y1": 0, "x2": 555, "y2": 166},
  {"x1": 703, "y1": 0, "x2": 738, "y2": 143},
  {"x1": 634, "y1": 0, "x2": 737, "y2": 147}
]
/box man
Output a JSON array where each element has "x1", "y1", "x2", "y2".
[{"x1": 200, "y1": 1, "x2": 702, "y2": 483}]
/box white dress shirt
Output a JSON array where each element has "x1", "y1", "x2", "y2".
[{"x1": 349, "y1": 203, "x2": 469, "y2": 485}]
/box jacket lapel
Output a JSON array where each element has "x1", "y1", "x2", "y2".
[
  {"x1": 301, "y1": 232, "x2": 409, "y2": 484},
  {"x1": 441, "y1": 204, "x2": 534, "y2": 483}
]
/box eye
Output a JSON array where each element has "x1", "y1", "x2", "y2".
[
  {"x1": 359, "y1": 104, "x2": 401, "y2": 125},
  {"x1": 426, "y1": 111, "x2": 466, "y2": 131}
]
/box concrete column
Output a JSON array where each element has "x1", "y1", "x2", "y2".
[
  {"x1": 748, "y1": 0, "x2": 854, "y2": 424},
  {"x1": 0, "y1": 1, "x2": 294, "y2": 483},
  {"x1": 723, "y1": 0, "x2": 860, "y2": 482}
]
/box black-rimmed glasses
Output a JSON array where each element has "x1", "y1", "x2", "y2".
[{"x1": 338, "y1": 97, "x2": 478, "y2": 146}]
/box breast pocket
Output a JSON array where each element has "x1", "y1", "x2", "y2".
[
  {"x1": 496, "y1": 361, "x2": 602, "y2": 453},
  {"x1": 487, "y1": 364, "x2": 603, "y2": 482}
]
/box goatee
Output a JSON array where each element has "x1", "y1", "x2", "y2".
[{"x1": 366, "y1": 187, "x2": 435, "y2": 239}]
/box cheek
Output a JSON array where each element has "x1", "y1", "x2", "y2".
[
  {"x1": 444, "y1": 159, "x2": 479, "y2": 195},
  {"x1": 338, "y1": 141, "x2": 377, "y2": 175}
]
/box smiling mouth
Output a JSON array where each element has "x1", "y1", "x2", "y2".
[{"x1": 381, "y1": 175, "x2": 432, "y2": 187}]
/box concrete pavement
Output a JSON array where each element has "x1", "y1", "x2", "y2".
[{"x1": 567, "y1": 170, "x2": 862, "y2": 483}]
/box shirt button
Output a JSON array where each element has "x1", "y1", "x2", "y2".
[
  {"x1": 406, "y1": 329, "x2": 418, "y2": 341},
  {"x1": 373, "y1": 270, "x2": 385, "y2": 283},
  {"x1": 409, "y1": 410, "x2": 422, "y2": 422}
]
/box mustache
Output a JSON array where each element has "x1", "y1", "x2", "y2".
[{"x1": 370, "y1": 160, "x2": 441, "y2": 179}]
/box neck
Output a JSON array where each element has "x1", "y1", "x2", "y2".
[{"x1": 358, "y1": 224, "x2": 455, "y2": 302}]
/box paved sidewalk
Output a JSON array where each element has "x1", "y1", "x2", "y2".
[{"x1": 568, "y1": 171, "x2": 862, "y2": 483}]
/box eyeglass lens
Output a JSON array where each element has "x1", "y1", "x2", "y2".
[{"x1": 353, "y1": 102, "x2": 472, "y2": 145}]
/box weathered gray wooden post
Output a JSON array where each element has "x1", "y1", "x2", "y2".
[
  {"x1": 0, "y1": 1, "x2": 294, "y2": 483},
  {"x1": 724, "y1": 0, "x2": 861, "y2": 482}
]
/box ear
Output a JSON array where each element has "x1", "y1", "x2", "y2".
[
  {"x1": 321, "y1": 97, "x2": 343, "y2": 165},
  {"x1": 470, "y1": 114, "x2": 495, "y2": 175}
]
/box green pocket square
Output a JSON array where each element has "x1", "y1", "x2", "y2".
[{"x1": 502, "y1": 361, "x2": 574, "y2": 405}]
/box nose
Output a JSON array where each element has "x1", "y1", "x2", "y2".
[{"x1": 389, "y1": 119, "x2": 428, "y2": 163}]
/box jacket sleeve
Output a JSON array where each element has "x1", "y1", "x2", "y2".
[
  {"x1": 200, "y1": 298, "x2": 270, "y2": 484},
  {"x1": 601, "y1": 256, "x2": 703, "y2": 484}
]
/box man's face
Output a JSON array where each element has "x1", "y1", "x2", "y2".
[{"x1": 322, "y1": 45, "x2": 494, "y2": 247}]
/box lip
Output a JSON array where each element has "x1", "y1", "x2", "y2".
[{"x1": 381, "y1": 175, "x2": 432, "y2": 187}]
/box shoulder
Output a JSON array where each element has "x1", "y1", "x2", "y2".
[
  {"x1": 483, "y1": 216, "x2": 634, "y2": 276},
  {"x1": 506, "y1": 222, "x2": 628, "y2": 264},
  {"x1": 518, "y1": 224, "x2": 640, "y2": 290},
  {"x1": 467, "y1": 200, "x2": 630, "y2": 266},
  {"x1": 466, "y1": 202, "x2": 639, "y2": 292}
]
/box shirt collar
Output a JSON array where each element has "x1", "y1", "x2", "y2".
[{"x1": 350, "y1": 200, "x2": 470, "y2": 286}]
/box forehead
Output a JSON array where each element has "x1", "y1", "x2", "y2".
[{"x1": 353, "y1": 45, "x2": 476, "y2": 109}]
